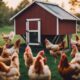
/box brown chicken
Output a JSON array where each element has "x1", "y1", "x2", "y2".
[
  {"x1": 28, "y1": 54, "x2": 51, "y2": 80},
  {"x1": 24, "y1": 46, "x2": 46, "y2": 68},
  {"x1": 23, "y1": 46, "x2": 34, "y2": 68},
  {"x1": 2, "y1": 39, "x2": 21, "y2": 58},
  {"x1": 58, "y1": 52, "x2": 80, "y2": 80},
  {"x1": 2, "y1": 31, "x2": 15, "y2": 44},
  {"x1": 0, "y1": 52, "x2": 20, "y2": 80},
  {"x1": 45, "y1": 38, "x2": 65, "y2": 62}
]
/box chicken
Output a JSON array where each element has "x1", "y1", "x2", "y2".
[
  {"x1": 49, "y1": 50, "x2": 62, "y2": 63},
  {"x1": 0, "y1": 46, "x2": 3, "y2": 56},
  {"x1": 24, "y1": 46, "x2": 46, "y2": 68},
  {"x1": 45, "y1": 38, "x2": 65, "y2": 51},
  {"x1": 2, "y1": 31, "x2": 15, "y2": 44},
  {"x1": 58, "y1": 52, "x2": 80, "y2": 80},
  {"x1": 28, "y1": 54, "x2": 51, "y2": 80},
  {"x1": 71, "y1": 35, "x2": 80, "y2": 50},
  {"x1": 70, "y1": 44, "x2": 80, "y2": 65},
  {"x1": 0, "y1": 52, "x2": 20, "y2": 80},
  {"x1": 45, "y1": 38, "x2": 65, "y2": 62},
  {"x1": 71, "y1": 44, "x2": 79, "y2": 58},
  {"x1": 1, "y1": 39, "x2": 21, "y2": 58},
  {"x1": 23, "y1": 46, "x2": 34, "y2": 68}
]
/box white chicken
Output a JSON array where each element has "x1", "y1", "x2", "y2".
[
  {"x1": 71, "y1": 44, "x2": 80, "y2": 64},
  {"x1": 28, "y1": 53, "x2": 51, "y2": 80},
  {"x1": 45, "y1": 38, "x2": 65, "y2": 51},
  {"x1": 2, "y1": 31, "x2": 15, "y2": 44}
]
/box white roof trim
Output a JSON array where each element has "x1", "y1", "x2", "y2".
[
  {"x1": 10, "y1": 1, "x2": 80, "y2": 21},
  {"x1": 10, "y1": 1, "x2": 35, "y2": 21}
]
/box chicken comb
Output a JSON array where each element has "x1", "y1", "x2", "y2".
[
  {"x1": 61, "y1": 52, "x2": 67, "y2": 60},
  {"x1": 25, "y1": 45, "x2": 31, "y2": 52},
  {"x1": 39, "y1": 50, "x2": 44, "y2": 56}
]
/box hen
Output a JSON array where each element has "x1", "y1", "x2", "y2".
[
  {"x1": 71, "y1": 44, "x2": 79, "y2": 58},
  {"x1": 45, "y1": 38, "x2": 65, "y2": 51},
  {"x1": 58, "y1": 52, "x2": 80, "y2": 80},
  {"x1": 24, "y1": 46, "x2": 46, "y2": 68},
  {"x1": 2, "y1": 39, "x2": 21, "y2": 58},
  {"x1": 71, "y1": 35, "x2": 80, "y2": 50},
  {"x1": 45, "y1": 38, "x2": 65, "y2": 62},
  {"x1": 2, "y1": 31, "x2": 15, "y2": 44},
  {"x1": 23, "y1": 46, "x2": 34, "y2": 68},
  {"x1": 0, "y1": 52, "x2": 20, "y2": 80},
  {"x1": 28, "y1": 53, "x2": 51, "y2": 80}
]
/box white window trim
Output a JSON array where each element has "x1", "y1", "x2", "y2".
[
  {"x1": 26, "y1": 18, "x2": 41, "y2": 45},
  {"x1": 27, "y1": 18, "x2": 40, "y2": 21},
  {"x1": 56, "y1": 18, "x2": 59, "y2": 35}
]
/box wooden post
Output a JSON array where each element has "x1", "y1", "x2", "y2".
[{"x1": 67, "y1": 34, "x2": 72, "y2": 49}]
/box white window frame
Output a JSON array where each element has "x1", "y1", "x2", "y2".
[{"x1": 26, "y1": 18, "x2": 41, "y2": 45}]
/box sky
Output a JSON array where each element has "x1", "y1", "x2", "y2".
[
  {"x1": 3, "y1": 0, "x2": 69, "y2": 9},
  {"x1": 3, "y1": 0, "x2": 80, "y2": 13}
]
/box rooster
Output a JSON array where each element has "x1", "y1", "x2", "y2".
[
  {"x1": 58, "y1": 52, "x2": 80, "y2": 80},
  {"x1": 28, "y1": 54, "x2": 51, "y2": 80},
  {"x1": 1, "y1": 39, "x2": 21, "y2": 58},
  {"x1": 0, "y1": 52, "x2": 20, "y2": 80},
  {"x1": 2, "y1": 31, "x2": 15, "y2": 44}
]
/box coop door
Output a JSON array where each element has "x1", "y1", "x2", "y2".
[{"x1": 26, "y1": 18, "x2": 41, "y2": 45}]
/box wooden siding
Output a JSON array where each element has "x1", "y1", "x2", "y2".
[
  {"x1": 15, "y1": 3, "x2": 57, "y2": 35},
  {"x1": 59, "y1": 20, "x2": 76, "y2": 35}
]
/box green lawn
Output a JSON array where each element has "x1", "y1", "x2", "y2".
[{"x1": 0, "y1": 26, "x2": 79, "y2": 80}]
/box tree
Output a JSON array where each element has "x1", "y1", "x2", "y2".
[
  {"x1": 15, "y1": 0, "x2": 29, "y2": 13},
  {"x1": 0, "y1": 0, "x2": 14, "y2": 26},
  {"x1": 69, "y1": 0, "x2": 80, "y2": 14}
]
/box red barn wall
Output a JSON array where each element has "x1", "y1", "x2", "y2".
[
  {"x1": 59, "y1": 20, "x2": 76, "y2": 35},
  {"x1": 15, "y1": 3, "x2": 57, "y2": 35}
]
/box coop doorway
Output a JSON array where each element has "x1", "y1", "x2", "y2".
[{"x1": 26, "y1": 18, "x2": 41, "y2": 45}]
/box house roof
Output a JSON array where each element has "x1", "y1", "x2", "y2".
[{"x1": 10, "y1": 1, "x2": 80, "y2": 21}]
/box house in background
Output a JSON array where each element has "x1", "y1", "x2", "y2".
[{"x1": 10, "y1": 1, "x2": 80, "y2": 46}]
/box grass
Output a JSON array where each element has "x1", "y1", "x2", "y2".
[{"x1": 0, "y1": 26, "x2": 79, "y2": 80}]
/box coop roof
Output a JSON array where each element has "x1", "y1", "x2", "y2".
[{"x1": 10, "y1": 1, "x2": 80, "y2": 21}]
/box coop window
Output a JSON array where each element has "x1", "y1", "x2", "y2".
[{"x1": 26, "y1": 18, "x2": 41, "y2": 45}]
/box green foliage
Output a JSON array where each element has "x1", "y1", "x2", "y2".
[
  {"x1": 0, "y1": 0, "x2": 14, "y2": 27},
  {"x1": 14, "y1": 0, "x2": 29, "y2": 14}
]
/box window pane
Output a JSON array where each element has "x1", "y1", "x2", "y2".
[{"x1": 29, "y1": 32, "x2": 38, "y2": 43}]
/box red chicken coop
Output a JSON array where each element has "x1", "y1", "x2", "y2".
[{"x1": 10, "y1": 1, "x2": 80, "y2": 46}]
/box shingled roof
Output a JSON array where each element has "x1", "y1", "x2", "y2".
[{"x1": 10, "y1": 1, "x2": 80, "y2": 21}]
